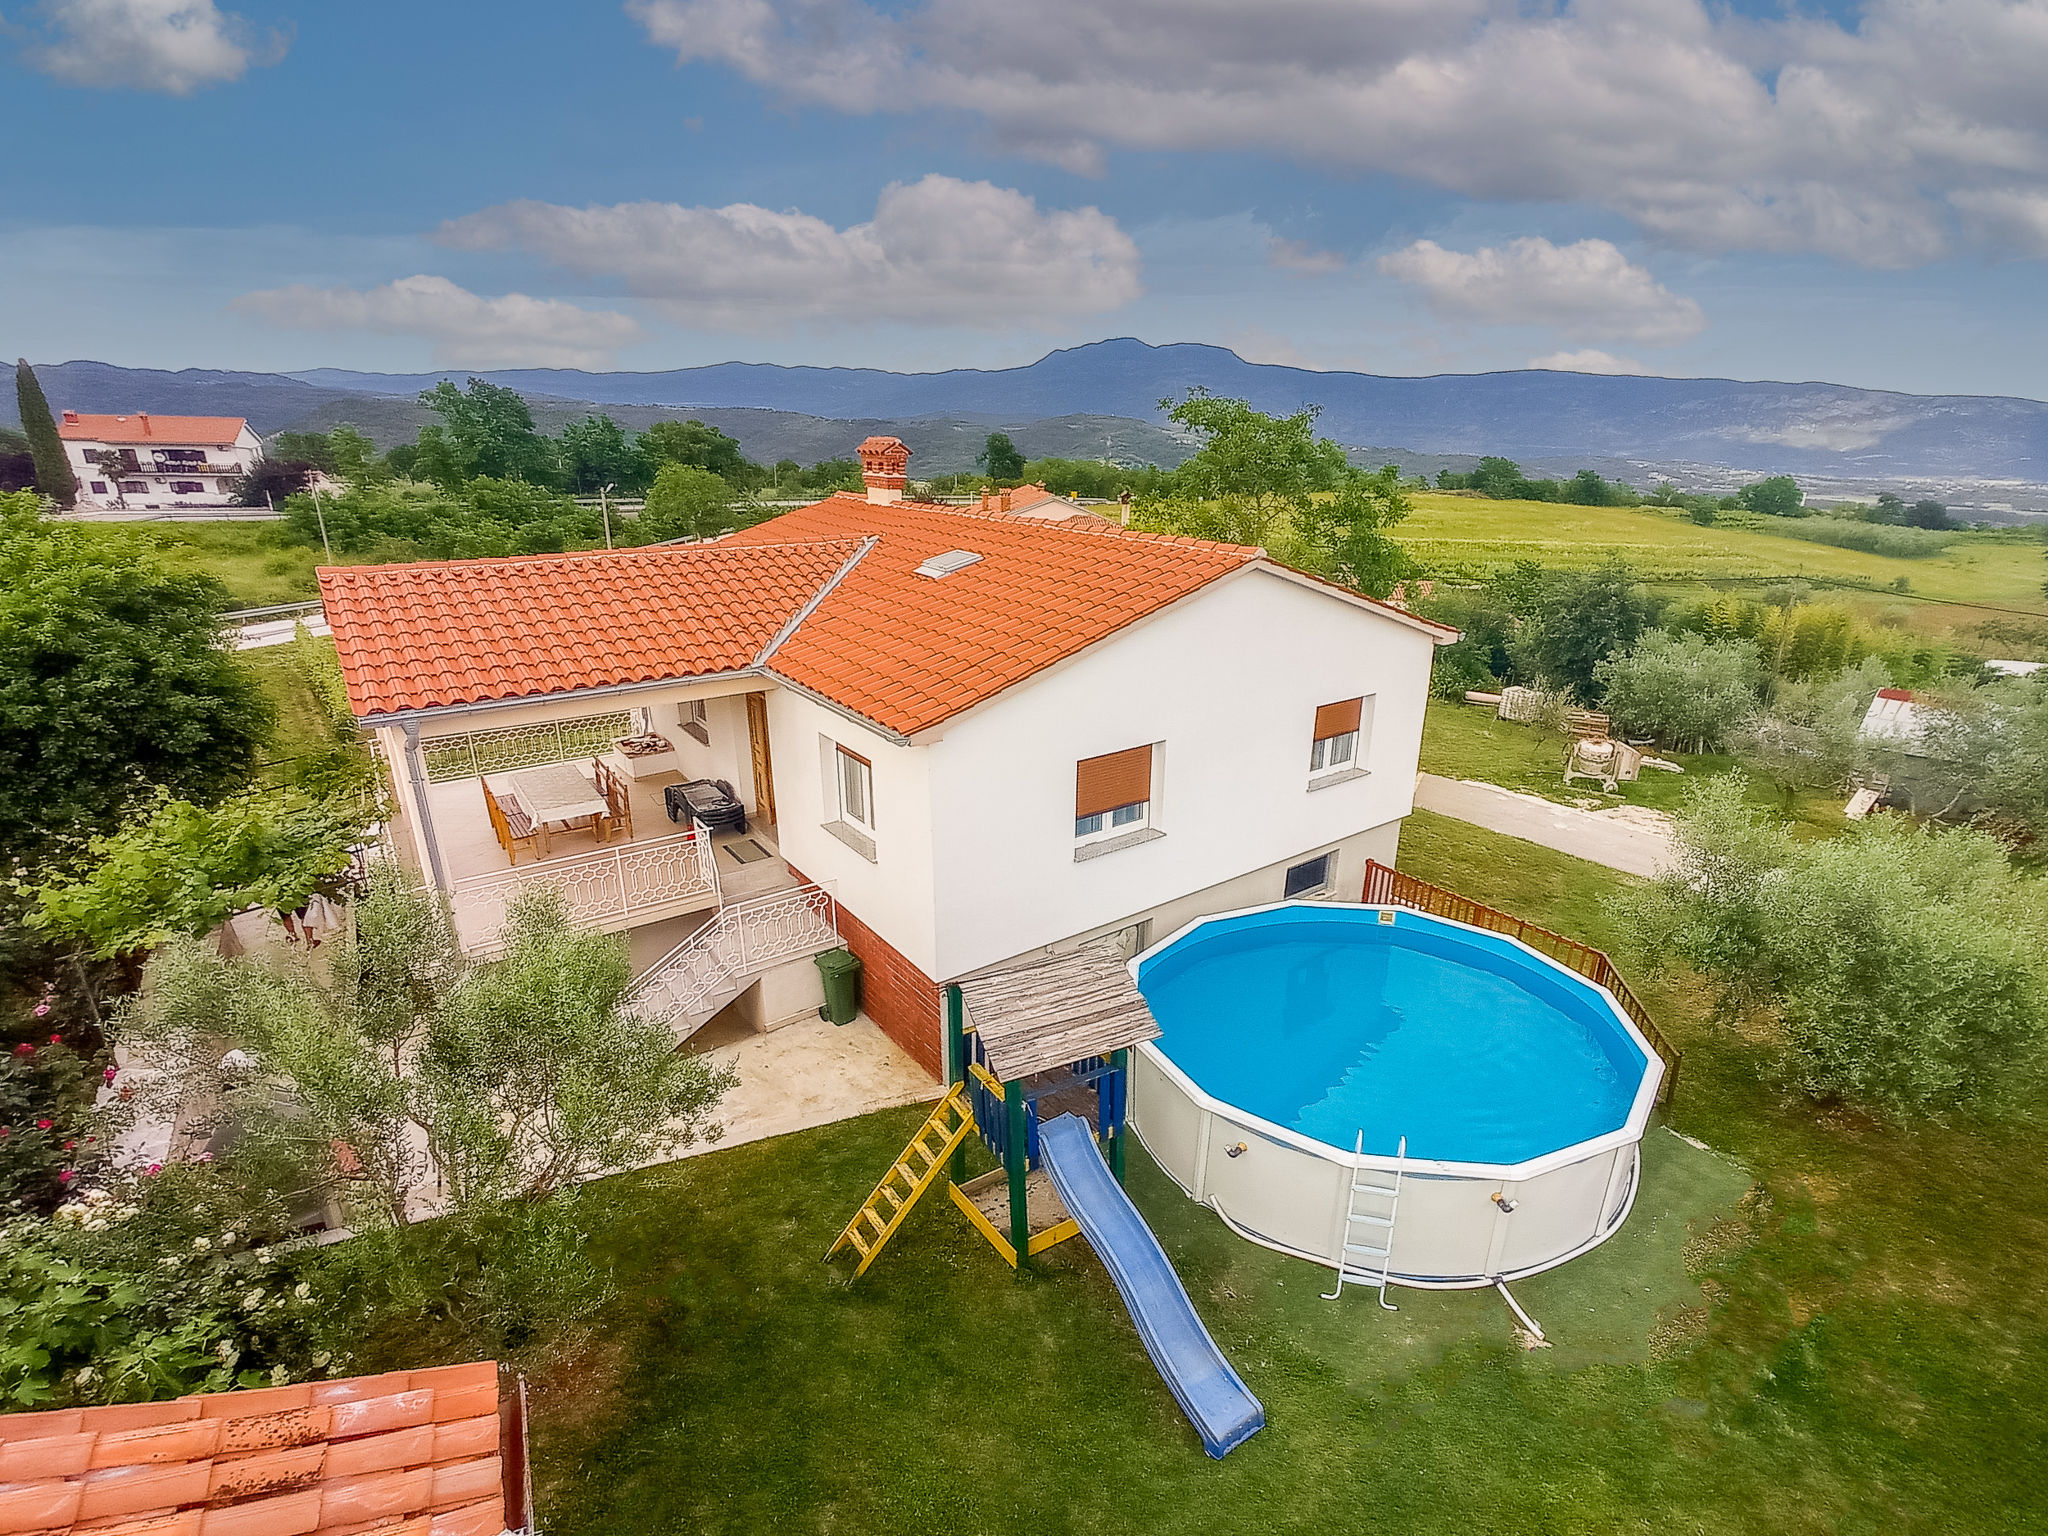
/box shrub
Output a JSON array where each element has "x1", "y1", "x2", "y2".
[
  {"x1": 1594, "y1": 632, "x2": 1763, "y2": 751},
  {"x1": 1757, "y1": 515, "x2": 1957, "y2": 558},
  {"x1": 1618, "y1": 777, "x2": 2048, "y2": 1118},
  {"x1": 1430, "y1": 641, "x2": 1497, "y2": 699},
  {"x1": 0, "y1": 1190, "x2": 336, "y2": 1406}
]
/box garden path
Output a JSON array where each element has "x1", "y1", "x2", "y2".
[{"x1": 1412, "y1": 772, "x2": 1674, "y2": 878}]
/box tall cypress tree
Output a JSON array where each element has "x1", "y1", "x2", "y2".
[{"x1": 15, "y1": 358, "x2": 79, "y2": 509}]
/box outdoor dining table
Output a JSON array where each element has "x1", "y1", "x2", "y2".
[{"x1": 497, "y1": 762, "x2": 611, "y2": 853}]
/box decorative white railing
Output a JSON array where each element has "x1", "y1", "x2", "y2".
[
  {"x1": 628, "y1": 883, "x2": 839, "y2": 1029},
  {"x1": 451, "y1": 827, "x2": 720, "y2": 951}
]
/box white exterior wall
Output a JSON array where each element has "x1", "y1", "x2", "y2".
[
  {"x1": 763, "y1": 687, "x2": 941, "y2": 975},
  {"x1": 66, "y1": 423, "x2": 263, "y2": 508},
  {"x1": 922, "y1": 568, "x2": 1437, "y2": 979}
]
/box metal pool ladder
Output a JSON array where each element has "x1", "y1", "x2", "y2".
[{"x1": 1323, "y1": 1132, "x2": 1405, "y2": 1310}]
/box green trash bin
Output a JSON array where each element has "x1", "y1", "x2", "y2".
[{"x1": 815, "y1": 947, "x2": 863, "y2": 1025}]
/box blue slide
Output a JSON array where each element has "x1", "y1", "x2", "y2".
[{"x1": 1036, "y1": 1113, "x2": 1266, "y2": 1458}]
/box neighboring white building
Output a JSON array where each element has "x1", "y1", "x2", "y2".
[
  {"x1": 57, "y1": 411, "x2": 264, "y2": 508},
  {"x1": 318, "y1": 436, "x2": 1457, "y2": 1081}
]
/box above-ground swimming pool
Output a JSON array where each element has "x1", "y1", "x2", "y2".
[{"x1": 1128, "y1": 902, "x2": 1664, "y2": 1287}]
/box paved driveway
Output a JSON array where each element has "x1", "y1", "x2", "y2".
[{"x1": 1413, "y1": 772, "x2": 1674, "y2": 878}]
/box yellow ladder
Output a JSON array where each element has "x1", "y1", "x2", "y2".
[{"x1": 825, "y1": 1084, "x2": 976, "y2": 1278}]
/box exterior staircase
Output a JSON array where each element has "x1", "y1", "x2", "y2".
[{"x1": 626, "y1": 882, "x2": 839, "y2": 1040}]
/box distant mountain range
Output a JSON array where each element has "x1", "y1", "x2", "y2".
[{"x1": 15, "y1": 341, "x2": 2048, "y2": 511}]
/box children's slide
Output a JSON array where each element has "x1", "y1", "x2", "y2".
[{"x1": 1036, "y1": 1113, "x2": 1266, "y2": 1458}]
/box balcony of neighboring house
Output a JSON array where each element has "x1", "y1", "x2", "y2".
[{"x1": 391, "y1": 692, "x2": 807, "y2": 960}]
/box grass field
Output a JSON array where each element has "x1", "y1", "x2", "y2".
[
  {"x1": 69, "y1": 522, "x2": 332, "y2": 608},
  {"x1": 357, "y1": 812, "x2": 2045, "y2": 1535},
  {"x1": 1404, "y1": 493, "x2": 2048, "y2": 649}
]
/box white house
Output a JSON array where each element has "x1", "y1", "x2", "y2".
[
  {"x1": 57, "y1": 411, "x2": 264, "y2": 508},
  {"x1": 317, "y1": 436, "x2": 1456, "y2": 1081}
]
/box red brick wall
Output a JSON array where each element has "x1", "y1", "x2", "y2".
[{"x1": 791, "y1": 864, "x2": 944, "y2": 1081}]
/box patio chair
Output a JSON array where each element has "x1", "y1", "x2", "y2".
[
  {"x1": 483, "y1": 779, "x2": 544, "y2": 864},
  {"x1": 592, "y1": 757, "x2": 633, "y2": 842}
]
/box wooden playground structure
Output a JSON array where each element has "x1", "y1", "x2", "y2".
[{"x1": 826, "y1": 943, "x2": 1160, "y2": 1277}]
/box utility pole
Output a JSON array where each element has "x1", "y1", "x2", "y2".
[
  {"x1": 599, "y1": 483, "x2": 615, "y2": 549},
  {"x1": 311, "y1": 487, "x2": 332, "y2": 560}
]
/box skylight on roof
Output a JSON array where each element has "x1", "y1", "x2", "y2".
[{"x1": 915, "y1": 549, "x2": 984, "y2": 579}]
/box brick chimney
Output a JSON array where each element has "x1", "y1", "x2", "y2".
[
  {"x1": 138, "y1": 412, "x2": 152, "y2": 436},
  {"x1": 856, "y1": 436, "x2": 910, "y2": 505},
  {"x1": 61, "y1": 410, "x2": 79, "y2": 424}
]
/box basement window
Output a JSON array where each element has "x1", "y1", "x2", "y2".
[{"x1": 915, "y1": 549, "x2": 983, "y2": 579}]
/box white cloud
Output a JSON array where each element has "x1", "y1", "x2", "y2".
[
  {"x1": 437, "y1": 174, "x2": 1142, "y2": 330},
  {"x1": 19, "y1": 0, "x2": 285, "y2": 94},
  {"x1": 1378, "y1": 237, "x2": 1704, "y2": 346},
  {"x1": 1266, "y1": 237, "x2": 1346, "y2": 275},
  {"x1": 231, "y1": 276, "x2": 645, "y2": 369},
  {"x1": 1526, "y1": 349, "x2": 1650, "y2": 376},
  {"x1": 628, "y1": 0, "x2": 2048, "y2": 265}
]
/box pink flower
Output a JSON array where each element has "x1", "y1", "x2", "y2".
[
  {"x1": 36, "y1": 1120, "x2": 52, "y2": 1131},
  {"x1": 103, "y1": 1067, "x2": 118, "y2": 1084},
  {"x1": 32, "y1": 1004, "x2": 50, "y2": 1018},
  {"x1": 48, "y1": 1033, "x2": 60, "y2": 1043},
  {"x1": 63, "y1": 1140, "x2": 75, "y2": 1150},
  {"x1": 57, "y1": 1170, "x2": 74, "y2": 1184},
  {"x1": 0, "y1": 1128, "x2": 9, "y2": 1137},
  {"x1": 145, "y1": 1163, "x2": 163, "y2": 1176},
  {"x1": 12, "y1": 1044, "x2": 31, "y2": 1057}
]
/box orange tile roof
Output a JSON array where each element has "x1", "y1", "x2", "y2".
[
  {"x1": 722, "y1": 495, "x2": 1259, "y2": 735},
  {"x1": 0, "y1": 1361, "x2": 508, "y2": 1536},
  {"x1": 319, "y1": 539, "x2": 866, "y2": 715},
  {"x1": 56, "y1": 414, "x2": 248, "y2": 447},
  {"x1": 315, "y1": 495, "x2": 1442, "y2": 736}
]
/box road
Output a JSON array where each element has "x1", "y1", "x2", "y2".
[{"x1": 1413, "y1": 772, "x2": 1674, "y2": 878}]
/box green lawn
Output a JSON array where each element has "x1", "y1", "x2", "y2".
[
  {"x1": 238, "y1": 635, "x2": 378, "y2": 796},
  {"x1": 373, "y1": 812, "x2": 2045, "y2": 1535},
  {"x1": 1419, "y1": 697, "x2": 1849, "y2": 836},
  {"x1": 64, "y1": 522, "x2": 330, "y2": 608}
]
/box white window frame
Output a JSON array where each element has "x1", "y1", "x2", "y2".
[
  {"x1": 678, "y1": 698, "x2": 710, "y2": 745},
  {"x1": 1074, "y1": 797, "x2": 1149, "y2": 845},
  {"x1": 835, "y1": 745, "x2": 875, "y2": 833},
  {"x1": 1309, "y1": 730, "x2": 1358, "y2": 774}
]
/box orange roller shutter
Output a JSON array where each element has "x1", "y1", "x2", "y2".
[
  {"x1": 1076, "y1": 745, "x2": 1153, "y2": 817},
  {"x1": 1314, "y1": 697, "x2": 1363, "y2": 740}
]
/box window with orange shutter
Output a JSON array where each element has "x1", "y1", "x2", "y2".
[
  {"x1": 1310, "y1": 696, "x2": 1369, "y2": 775},
  {"x1": 1075, "y1": 744, "x2": 1153, "y2": 839}
]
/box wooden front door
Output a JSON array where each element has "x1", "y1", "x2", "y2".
[{"x1": 745, "y1": 692, "x2": 777, "y2": 829}]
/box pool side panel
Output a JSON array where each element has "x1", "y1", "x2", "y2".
[{"x1": 1128, "y1": 900, "x2": 1661, "y2": 1289}]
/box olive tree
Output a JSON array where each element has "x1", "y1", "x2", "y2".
[
  {"x1": 119, "y1": 870, "x2": 735, "y2": 1229},
  {"x1": 1728, "y1": 656, "x2": 1890, "y2": 804},
  {"x1": 1618, "y1": 776, "x2": 2048, "y2": 1118},
  {"x1": 1593, "y1": 631, "x2": 1763, "y2": 751}
]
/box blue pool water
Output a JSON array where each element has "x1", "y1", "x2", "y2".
[{"x1": 1136, "y1": 907, "x2": 1648, "y2": 1165}]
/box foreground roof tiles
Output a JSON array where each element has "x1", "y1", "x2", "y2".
[
  {"x1": 55, "y1": 414, "x2": 249, "y2": 447},
  {"x1": 0, "y1": 1361, "x2": 507, "y2": 1536},
  {"x1": 319, "y1": 540, "x2": 865, "y2": 715}
]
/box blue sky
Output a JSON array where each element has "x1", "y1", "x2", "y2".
[{"x1": 3, "y1": 0, "x2": 2046, "y2": 398}]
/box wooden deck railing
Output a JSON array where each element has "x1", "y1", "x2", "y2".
[{"x1": 1360, "y1": 859, "x2": 1678, "y2": 1105}]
